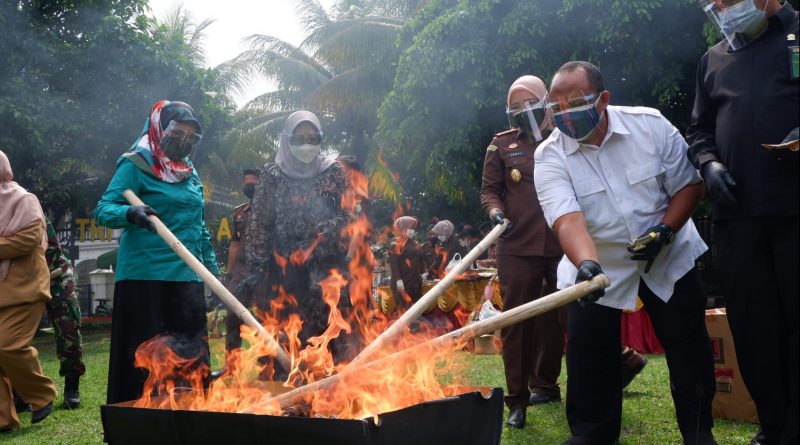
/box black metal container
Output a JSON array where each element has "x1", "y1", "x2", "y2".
[{"x1": 101, "y1": 386, "x2": 503, "y2": 445}]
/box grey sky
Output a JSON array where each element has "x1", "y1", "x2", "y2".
[{"x1": 147, "y1": 0, "x2": 335, "y2": 107}]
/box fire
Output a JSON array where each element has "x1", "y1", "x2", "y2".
[
  {"x1": 130, "y1": 158, "x2": 470, "y2": 420},
  {"x1": 341, "y1": 164, "x2": 368, "y2": 215},
  {"x1": 432, "y1": 244, "x2": 449, "y2": 278}
]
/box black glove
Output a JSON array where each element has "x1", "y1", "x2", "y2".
[
  {"x1": 575, "y1": 260, "x2": 605, "y2": 303},
  {"x1": 627, "y1": 223, "x2": 674, "y2": 273},
  {"x1": 126, "y1": 205, "x2": 158, "y2": 232},
  {"x1": 489, "y1": 209, "x2": 513, "y2": 235},
  {"x1": 701, "y1": 161, "x2": 737, "y2": 207}
]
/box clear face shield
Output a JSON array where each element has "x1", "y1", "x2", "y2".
[
  {"x1": 159, "y1": 120, "x2": 202, "y2": 161},
  {"x1": 700, "y1": 0, "x2": 769, "y2": 50},
  {"x1": 548, "y1": 92, "x2": 604, "y2": 142},
  {"x1": 506, "y1": 96, "x2": 548, "y2": 142}
]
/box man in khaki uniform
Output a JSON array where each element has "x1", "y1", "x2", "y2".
[
  {"x1": 0, "y1": 150, "x2": 57, "y2": 432},
  {"x1": 219, "y1": 168, "x2": 259, "y2": 376}
]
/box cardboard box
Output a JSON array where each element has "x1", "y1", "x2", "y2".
[{"x1": 705, "y1": 308, "x2": 759, "y2": 423}]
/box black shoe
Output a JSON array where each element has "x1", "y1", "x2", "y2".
[
  {"x1": 683, "y1": 431, "x2": 718, "y2": 445},
  {"x1": 560, "y1": 439, "x2": 620, "y2": 445},
  {"x1": 210, "y1": 367, "x2": 227, "y2": 380},
  {"x1": 13, "y1": 391, "x2": 31, "y2": 414},
  {"x1": 62, "y1": 375, "x2": 80, "y2": 409},
  {"x1": 749, "y1": 429, "x2": 765, "y2": 445},
  {"x1": 31, "y1": 402, "x2": 53, "y2": 424},
  {"x1": 621, "y1": 355, "x2": 648, "y2": 389},
  {"x1": 505, "y1": 407, "x2": 526, "y2": 429},
  {"x1": 529, "y1": 392, "x2": 561, "y2": 405}
]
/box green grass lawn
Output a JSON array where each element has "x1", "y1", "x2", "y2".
[{"x1": 3, "y1": 330, "x2": 758, "y2": 444}]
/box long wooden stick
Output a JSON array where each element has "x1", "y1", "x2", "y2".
[
  {"x1": 348, "y1": 219, "x2": 510, "y2": 368},
  {"x1": 122, "y1": 189, "x2": 292, "y2": 371},
  {"x1": 260, "y1": 274, "x2": 609, "y2": 412}
]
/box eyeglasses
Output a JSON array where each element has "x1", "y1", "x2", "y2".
[
  {"x1": 547, "y1": 93, "x2": 601, "y2": 114},
  {"x1": 165, "y1": 130, "x2": 203, "y2": 146},
  {"x1": 288, "y1": 133, "x2": 322, "y2": 146}
]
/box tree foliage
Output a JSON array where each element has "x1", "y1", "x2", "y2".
[{"x1": 0, "y1": 0, "x2": 232, "y2": 224}]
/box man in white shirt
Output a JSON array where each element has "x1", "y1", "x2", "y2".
[{"x1": 534, "y1": 61, "x2": 716, "y2": 445}]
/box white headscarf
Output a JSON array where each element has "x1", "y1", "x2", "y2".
[
  {"x1": 431, "y1": 220, "x2": 455, "y2": 239},
  {"x1": 275, "y1": 110, "x2": 336, "y2": 179},
  {"x1": 507, "y1": 75, "x2": 554, "y2": 133}
]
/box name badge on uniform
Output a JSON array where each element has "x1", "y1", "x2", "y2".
[
  {"x1": 789, "y1": 44, "x2": 799, "y2": 80},
  {"x1": 510, "y1": 168, "x2": 521, "y2": 183}
]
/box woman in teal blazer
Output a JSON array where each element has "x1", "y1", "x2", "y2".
[{"x1": 94, "y1": 100, "x2": 219, "y2": 404}]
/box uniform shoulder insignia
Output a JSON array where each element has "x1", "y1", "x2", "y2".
[
  {"x1": 486, "y1": 144, "x2": 498, "y2": 152},
  {"x1": 493, "y1": 128, "x2": 516, "y2": 137},
  {"x1": 620, "y1": 106, "x2": 661, "y2": 118}
]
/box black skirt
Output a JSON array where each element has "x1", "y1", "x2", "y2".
[{"x1": 106, "y1": 280, "x2": 209, "y2": 405}]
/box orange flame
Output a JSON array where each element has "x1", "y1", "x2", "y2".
[
  {"x1": 432, "y1": 245, "x2": 449, "y2": 279},
  {"x1": 289, "y1": 236, "x2": 320, "y2": 267},
  {"x1": 341, "y1": 165, "x2": 368, "y2": 214},
  {"x1": 130, "y1": 161, "x2": 471, "y2": 420}
]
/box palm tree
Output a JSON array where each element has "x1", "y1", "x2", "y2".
[
  {"x1": 147, "y1": 4, "x2": 214, "y2": 68},
  {"x1": 221, "y1": 0, "x2": 417, "y2": 170}
]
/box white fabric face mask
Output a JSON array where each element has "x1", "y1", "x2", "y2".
[
  {"x1": 289, "y1": 144, "x2": 320, "y2": 164},
  {"x1": 438, "y1": 235, "x2": 448, "y2": 243},
  {"x1": 406, "y1": 229, "x2": 416, "y2": 238}
]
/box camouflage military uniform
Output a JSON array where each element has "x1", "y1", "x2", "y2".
[{"x1": 44, "y1": 219, "x2": 85, "y2": 378}]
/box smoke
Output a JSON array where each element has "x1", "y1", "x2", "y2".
[{"x1": 0, "y1": 2, "x2": 229, "y2": 223}]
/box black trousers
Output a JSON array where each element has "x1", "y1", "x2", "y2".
[
  {"x1": 497, "y1": 254, "x2": 564, "y2": 409},
  {"x1": 224, "y1": 275, "x2": 254, "y2": 354},
  {"x1": 106, "y1": 280, "x2": 209, "y2": 405},
  {"x1": 565, "y1": 268, "x2": 715, "y2": 444},
  {"x1": 716, "y1": 217, "x2": 799, "y2": 445}
]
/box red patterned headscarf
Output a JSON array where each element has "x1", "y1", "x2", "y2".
[{"x1": 122, "y1": 100, "x2": 196, "y2": 183}]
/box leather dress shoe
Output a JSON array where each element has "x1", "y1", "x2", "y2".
[
  {"x1": 621, "y1": 348, "x2": 648, "y2": 389},
  {"x1": 13, "y1": 392, "x2": 30, "y2": 413},
  {"x1": 749, "y1": 428, "x2": 765, "y2": 445},
  {"x1": 31, "y1": 402, "x2": 53, "y2": 424},
  {"x1": 560, "y1": 439, "x2": 620, "y2": 445},
  {"x1": 683, "y1": 431, "x2": 718, "y2": 445},
  {"x1": 505, "y1": 407, "x2": 526, "y2": 429},
  {"x1": 529, "y1": 392, "x2": 561, "y2": 405}
]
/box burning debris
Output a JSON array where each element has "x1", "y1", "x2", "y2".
[{"x1": 105, "y1": 158, "x2": 607, "y2": 445}]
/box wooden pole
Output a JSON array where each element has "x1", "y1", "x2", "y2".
[
  {"x1": 347, "y1": 219, "x2": 510, "y2": 368},
  {"x1": 260, "y1": 274, "x2": 609, "y2": 412},
  {"x1": 122, "y1": 189, "x2": 292, "y2": 371}
]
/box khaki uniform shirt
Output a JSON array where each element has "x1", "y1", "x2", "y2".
[
  {"x1": 229, "y1": 202, "x2": 251, "y2": 283},
  {"x1": 0, "y1": 221, "x2": 51, "y2": 308},
  {"x1": 480, "y1": 129, "x2": 562, "y2": 258}
]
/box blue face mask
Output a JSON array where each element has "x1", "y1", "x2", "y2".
[
  {"x1": 552, "y1": 95, "x2": 603, "y2": 142},
  {"x1": 719, "y1": 0, "x2": 766, "y2": 35}
]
